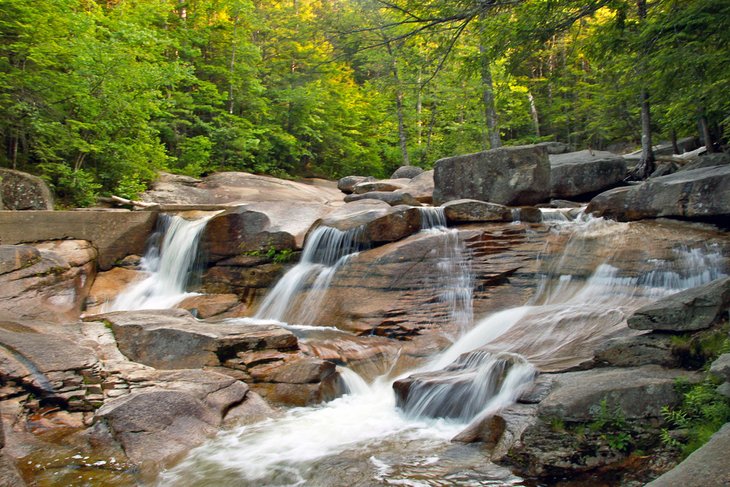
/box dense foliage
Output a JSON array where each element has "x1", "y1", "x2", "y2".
[{"x1": 0, "y1": 0, "x2": 727, "y2": 205}]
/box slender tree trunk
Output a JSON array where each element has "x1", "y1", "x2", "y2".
[
  {"x1": 228, "y1": 18, "x2": 238, "y2": 115},
  {"x1": 479, "y1": 44, "x2": 501, "y2": 149},
  {"x1": 386, "y1": 41, "x2": 410, "y2": 166},
  {"x1": 639, "y1": 89, "x2": 655, "y2": 169},
  {"x1": 671, "y1": 128, "x2": 680, "y2": 154},
  {"x1": 421, "y1": 103, "x2": 438, "y2": 165},
  {"x1": 528, "y1": 91, "x2": 541, "y2": 137},
  {"x1": 631, "y1": 0, "x2": 655, "y2": 180},
  {"x1": 699, "y1": 109, "x2": 715, "y2": 153},
  {"x1": 416, "y1": 69, "x2": 423, "y2": 146},
  {"x1": 11, "y1": 132, "x2": 18, "y2": 170}
]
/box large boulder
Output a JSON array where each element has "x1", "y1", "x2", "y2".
[
  {"x1": 549, "y1": 150, "x2": 627, "y2": 199},
  {"x1": 344, "y1": 191, "x2": 421, "y2": 206},
  {"x1": 433, "y1": 145, "x2": 551, "y2": 206},
  {"x1": 391, "y1": 165, "x2": 424, "y2": 179},
  {"x1": 95, "y1": 309, "x2": 341, "y2": 406},
  {"x1": 678, "y1": 152, "x2": 730, "y2": 172},
  {"x1": 95, "y1": 369, "x2": 252, "y2": 465},
  {"x1": 337, "y1": 175, "x2": 375, "y2": 194},
  {"x1": 200, "y1": 202, "x2": 331, "y2": 262},
  {"x1": 627, "y1": 277, "x2": 730, "y2": 332},
  {"x1": 586, "y1": 165, "x2": 730, "y2": 222},
  {"x1": 401, "y1": 170, "x2": 435, "y2": 204},
  {"x1": 353, "y1": 178, "x2": 410, "y2": 194},
  {"x1": 645, "y1": 423, "x2": 730, "y2": 487},
  {"x1": 142, "y1": 171, "x2": 344, "y2": 206},
  {"x1": 0, "y1": 168, "x2": 54, "y2": 210},
  {"x1": 536, "y1": 366, "x2": 694, "y2": 423},
  {"x1": 96, "y1": 309, "x2": 297, "y2": 369},
  {"x1": 315, "y1": 200, "x2": 422, "y2": 246},
  {"x1": 0, "y1": 241, "x2": 97, "y2": 322},
  {"x1": 0, "y1": 320, "x2": 103, "y2": 411}
]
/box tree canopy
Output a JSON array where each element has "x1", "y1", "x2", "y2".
[{"x1": 0, "y1": 0, "x2": 727, "y2": 205}]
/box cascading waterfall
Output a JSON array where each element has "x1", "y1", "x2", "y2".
[
  {"x1": 110, "y1": 213, "x2": 213, "y2": 311},
  {"x1": 253, "y1": 225, "x2": 364, "y2": 325},
  {"x1": 159, "y1": 214, "x2": 728, "y2": 487},
  {"x1": 418, "y1": 206, "x2": 474, "y2": 335}
]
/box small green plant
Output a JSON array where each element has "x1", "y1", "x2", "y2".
[
  {"x1": 661, "y1": 378, "x2": 730, "y2": 457},
  {"x1": 243, "y1": 245, "x2": 294, "y2": 263},
  {"x1": 588, "y1": 398, "x2": 633, "y2": 452},
  {"x1": 549, "y1": 417, "x2": 565, "y2": 432}
]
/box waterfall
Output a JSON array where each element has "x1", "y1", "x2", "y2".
[
  {"x1": 253, "y1": 226, "x2": 364, "y2": 324},
  {"x1": 418, "y1": 206, "x2": 447, "y2": 230},
  {"x1": 110, "y1": 214, "x2": 212, "y2": 311},
  {"x1": 396, "y1": 351, "x2": 536, "y2": 422},
  {"x1": 159, "y1": 215, "x2": 728, "y2": 486},
  {"x1": 417, "y1": 206, "x2": 474, "y2": 335}
]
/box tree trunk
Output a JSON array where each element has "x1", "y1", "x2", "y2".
[
  {"x1": 636, "y1": 88, "x2": 656, "y2": 178},
  {"x1": 631, "y1": 0, "x2": 655, "y2": 180},
  {"x1": 671, "y1": 128, "x2": 680, "y2": 154},
  {"x1": 480, "y1": 44, "x2": 501, "y2": 149},
  {"x1": 699, "y1": 109, "x2": 715, "y2": 153},
  {"x1": 528, "y1": 91, "x2": 541, "y2": 137},
  {"x1": 386, "y1": 41, "x2": 410, "y2": 166},
  {"x1": 228, "y1": 18, "x2": 239, "y2": 115}
]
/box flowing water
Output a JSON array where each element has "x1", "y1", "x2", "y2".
[
  {"x1": 148, "y1": 211, "x2": 726, "y2": 486},
  {"x1": 110, "y1": 213, "x2": 215, "y2": 311}
]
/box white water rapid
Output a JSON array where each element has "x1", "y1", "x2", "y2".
[
  {"x1": 110, "y1": 213, "x2": 213, "y2": 311},
  {"x1": 158, "y1": 214, "x2": 726, "y2": 487},
  {"x1": 253, "y1": 225, "x2": 364, "y2": 325}
]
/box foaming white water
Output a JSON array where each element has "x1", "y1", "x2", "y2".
[
  {"x1": 158, "y1": 378, "x2": 463, "y2": 487},
  {"x1": 254, "y1": 226, "x2": 361, "y2": 324},
  {"x1": 110, "y1": 214, "x2": 212, "y2": 311},
  {"x1": 399, "y1": 351, "x2": 537, "y2": 422}
]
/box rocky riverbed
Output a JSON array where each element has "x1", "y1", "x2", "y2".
[{"x1": 1, "y1": 145, "x2": 729, "y2": 485}]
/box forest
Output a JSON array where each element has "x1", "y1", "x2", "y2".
[{"x1": 0, "y1": 0, "x2": 728, "y2": 206}]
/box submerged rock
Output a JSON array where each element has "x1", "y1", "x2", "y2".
[
  {"x1": 433, "y1": 144, "x2": 550, "y2": 206},
  {"x1": 627, "y1": 276, "x2": 730, "y2": 331}
]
